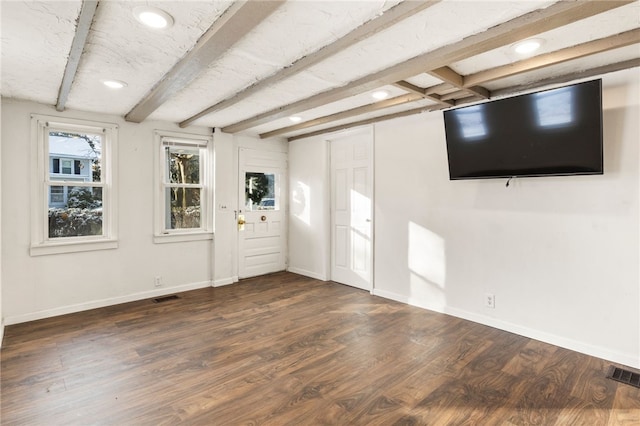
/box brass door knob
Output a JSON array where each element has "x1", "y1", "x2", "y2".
[{"x1": 238, "y1": 218, "x2": 246, "y2": 225}]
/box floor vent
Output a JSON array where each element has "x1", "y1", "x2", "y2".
[
  {"x1": 153, "y1": 295, "x2": 179, "y2": 303},
  {"x1": 607, "y1": 366, "x2": 640, "y2": 389}
]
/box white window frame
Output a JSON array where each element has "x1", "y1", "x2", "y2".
[
  {"x1": 30, "y1": 114, "x2": 118, "y2": 256},
  {"x1": 154, "y1": 130, "x2": 213, "y2": 244}
]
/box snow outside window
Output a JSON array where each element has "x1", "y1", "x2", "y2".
[{"x1": 30, "y1": 115, "x2": 118, "y2": 256}]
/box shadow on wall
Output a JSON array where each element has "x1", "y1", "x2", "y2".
[{"x1": 408, "y1": 221, "x2": 447, "y2": 311}]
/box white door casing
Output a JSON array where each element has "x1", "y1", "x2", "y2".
[
  {"x1": 330, "y1": 130, "x2": 373, "y2": 291},
  {"x1": 238, "y1": 148, "x2": 287, "y2": 278}
]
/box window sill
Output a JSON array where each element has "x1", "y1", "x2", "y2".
[
  {"x1": 30, "y1": 239, "x2": 118, "y2": 256},
  {"x1": 153, "y1": 232, "x2": 214, "y2": 244}
]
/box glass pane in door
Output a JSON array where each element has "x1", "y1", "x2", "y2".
[{"x1": 245, "y1": 172, "x2": 277, "y2": 211}]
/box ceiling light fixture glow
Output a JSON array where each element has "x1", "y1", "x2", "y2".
[
  {"x1": 512, "y1": 38, "x2": 544, "y2": 55},
  {"x1": 372, "y1": 90, "x2": 390, "y2": 100},
  {"x1": 133, "y1": 6, "x2": 174, "y2": 29},
  {"x1": 103, "y1": 80, "x2": 127, "y2": 89},
  {"x1": 289, "y1": 116, "x2": 302, "y2": 123}
]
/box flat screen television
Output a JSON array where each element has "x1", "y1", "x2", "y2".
[{"x1": 443, "y1": 79, "x2": 603, "y2": 180}]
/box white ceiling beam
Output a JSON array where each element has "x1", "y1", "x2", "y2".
[
  {"x1": 56, "y1": 0, "x2": 98, "y2": 112},
  {"x1": 178, "y1": 0, "x2": 442, "y2": 128},
  {"x1": 222, "y1": 0, "x2": 631, "y2": 133},
  {"x1": 464, "y1": 28, "x2": 640, "y2": 87},
  {"x1": 125, "y1": 1, "x2": 283, "y2": 123}
]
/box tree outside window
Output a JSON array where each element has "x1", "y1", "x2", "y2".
[{"x1": 47, "y1": 131, "x2": 103, "y2": 238}]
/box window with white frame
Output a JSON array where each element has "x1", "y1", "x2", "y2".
[
  {"x1": 155, "y1": 131, "x2": 213, "y2": 242},
  {"x1": 31, "y1": 115, "x2": 118, "y2": 255}
]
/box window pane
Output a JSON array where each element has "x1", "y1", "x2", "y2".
[
  {"x1": 49, "y1": 131, "x2": 102, "y2": 182},
  {"x1": 245, "y1": 172, "x2": 276, "y2": 211},
  {"x1": 166, "y1": 147, "x2": 200, "y2": 184},
  {"x1": 166, "y1": 187, "x2": 201, "y2": 229},
  {"x1": 48, "y1": 186, "x2": 103, "y2": 238},
  {"x1": 62, "y1": 159, "x2": 72, "y2": 174},
  {"x1": 50, "y1": 186, "x2": 64, "y2": 204}
]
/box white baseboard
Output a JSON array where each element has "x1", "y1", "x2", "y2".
[
  {"x1": 4, "y1": 280, "x2": 213, "y2": 326},
  {"x1": 287, "y1": 267, "x2": 328, "y2": 281},
  {"x1": 213, "y1": 276, "x2": 239, "y2": 287},
  {"x1": 444, "y1": 306, "x2": 640, "y2": 370},
  {"x1": 372, "y1": 288, "x2": 639, "y2": 370},
  {"x1": 0, "y1": 321, "x2": 4, "y2": 349}
]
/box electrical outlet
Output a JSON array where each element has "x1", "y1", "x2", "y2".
[
  {"x1": 485, "y1": 293, "x2": 495, "y2": 309},
  {"x1": 154, "y1": 276, "x2": 162, "y2": 288}
]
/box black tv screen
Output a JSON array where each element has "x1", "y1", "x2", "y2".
[{"x1": 443, "y1": 79, "x2": 603, "y2": 180}]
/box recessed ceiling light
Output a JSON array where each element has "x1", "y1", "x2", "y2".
[
  {"x1": 103, "y1": 80, "x2": 127, "y2": 89},
  {"x1": 372, "y1": 90, "x2": 390, "y2": 100},
  {"x1": 512, "y1": 38, "x2": 544, "y2": 55},
  {"x1": 289, "y1": 116, "x2": 302, "y2": 123},
  {"x1": 133, "y1": 6, "x2": 174, "y2": 29}
]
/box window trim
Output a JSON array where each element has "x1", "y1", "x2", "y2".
[
  {"x1": 153, "y1": 130, "x2": 213, "y2": 244},
  {"x1": 30, "y1": 114, "x2": 118, "y2": 256}
]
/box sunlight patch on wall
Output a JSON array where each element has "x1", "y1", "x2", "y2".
[
  {"x1": 408, "y1": 221, "x2": 447, "y2": 311},
  {"x1": 291, "y1": 181, "x2": 310, "y2": 226},
  {"x1": 351, "y1": 189, "x2": 372, "y2": 282}
]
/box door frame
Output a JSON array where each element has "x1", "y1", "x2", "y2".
[
  {"x1": 236, "y1": 146, "x2": 288, "y2": 279},
  {"x1": 328, "y1": 126, "x2": 375, "y2": 292}
]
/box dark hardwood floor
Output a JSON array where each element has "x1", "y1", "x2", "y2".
[{"x1": 1, "y1": 272, "x2": 639, "y2": 425}]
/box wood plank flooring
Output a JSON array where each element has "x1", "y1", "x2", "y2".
[{"x1": 1, "y1": 272, "x2": 639, "y2": 425}]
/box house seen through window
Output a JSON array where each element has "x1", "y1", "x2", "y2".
[{"x1": 47, "y1": 131, "x2": 103, "y2": 238}]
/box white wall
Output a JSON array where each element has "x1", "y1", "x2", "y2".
[
  {"x1": 0, "y1": 97, "x2": 3, "y2": 345},
  {"x1": 1, "y1": 99, "x2": 214, "y2": 324},
  {"x1": 373, "y1": 68, "x2": 640, "y2": 368},
  {"x1": 288, "y1": 137, "x2": 330, "y2": 280},
  {"x1": 212, "y1": 130, "x2": 237, "y2": 286}
]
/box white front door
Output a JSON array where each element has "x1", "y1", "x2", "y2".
[
  {"x1": 330, "y1": 130, "x2": 373, "y2": 291},
  {"x1": 238, "y1": 148, "x2": 287, "y2": 278}
]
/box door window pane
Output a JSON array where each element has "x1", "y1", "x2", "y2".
[{"x1": 245, "y1": 172, "x2": 276, "y2": 211}]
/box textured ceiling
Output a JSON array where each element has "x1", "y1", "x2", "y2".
[{"x1": 1, "y1": 0, "x2": 639, "y2": 141}]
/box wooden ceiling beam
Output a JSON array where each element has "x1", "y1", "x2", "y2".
[
  {"x1": 490, "y1": 58, "x2": 640, "y2": 98},
  {"x1": 392, "y1": 81, "x2": 454, "y2": 106},
  {"x1": 260, "y1": 93, "x2": 425, "y2": 139},
  {"x1": 288, "y1": 59, "x2": 640, "y2": 143},
  {"x1": 56, "y1": 0, "x2": 98, "y2": 112},
  {"x1": 125, "y1": 1, "x2": 283, "y2": 123},
  {"x1": 464, "y1": 28, "x2": 640, "y2": 87},
  {"x1": 440, "y1": 90, "x2": 469, "y2": 102},
  {"x1": 179, "y1": 0, "x2": 442, "y2": 128},
  {"x1": 428, "y1": 66, "x2": 490, "y2": 99},
  {"x1": 223, "y1": 0, "x2": 630, "y2": 133},
  {"x1": 287, "y1": 57, "x2": 640, "y2": 143},
  {"x1": 287, "y1": 104, "x2": 445, "y2": 142}
]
